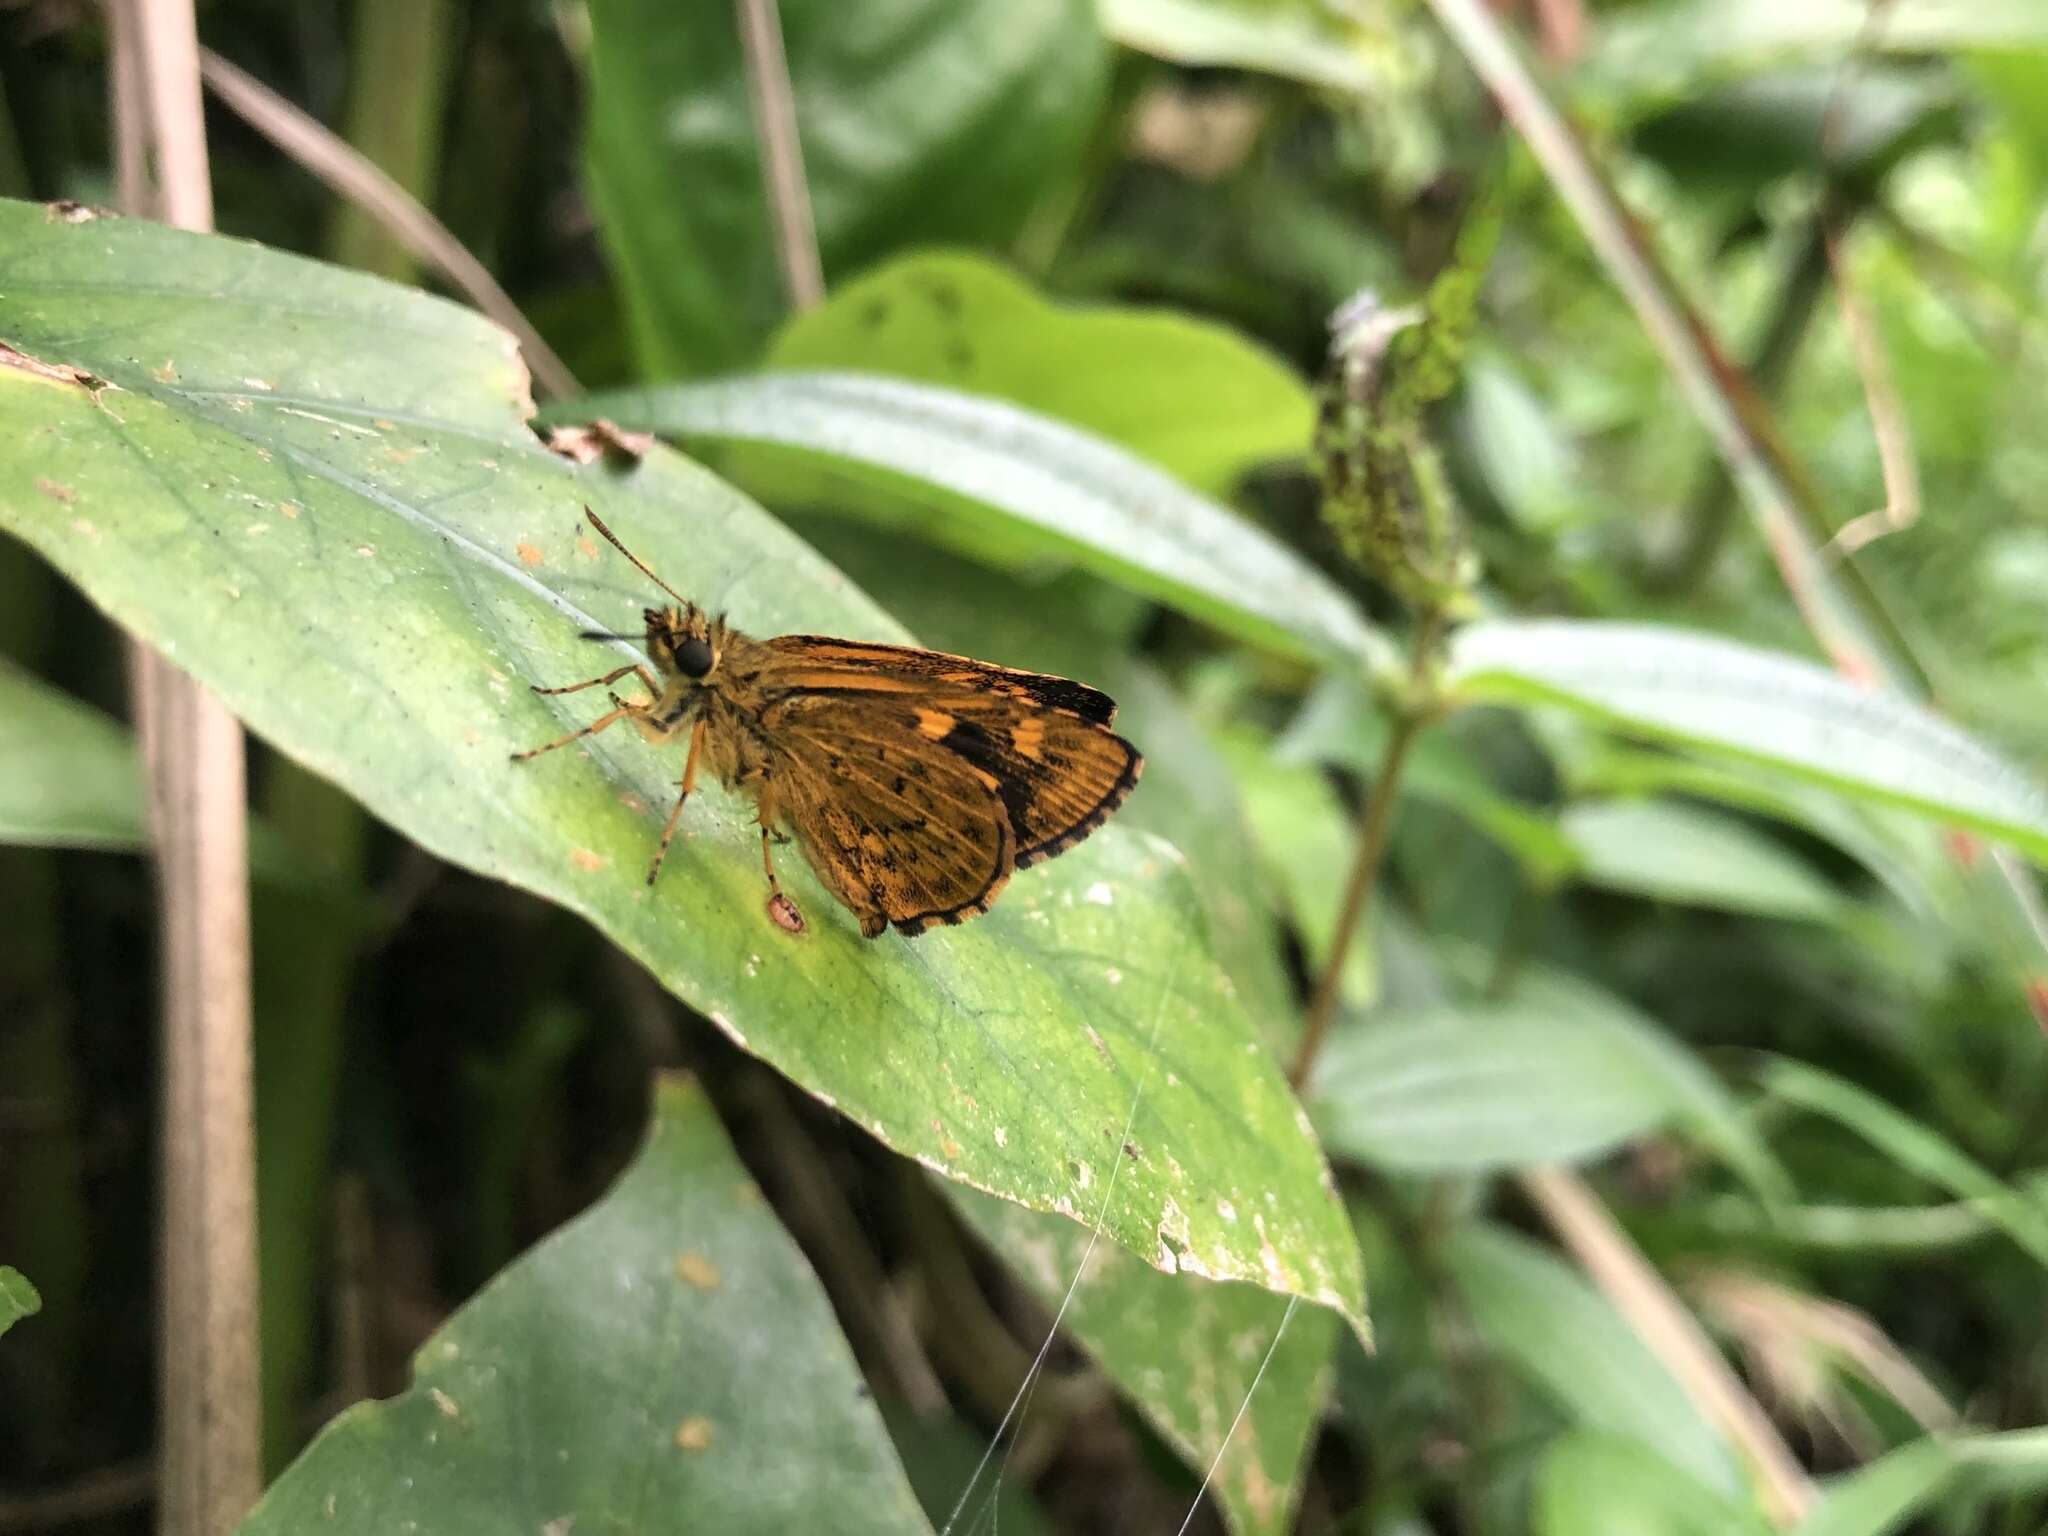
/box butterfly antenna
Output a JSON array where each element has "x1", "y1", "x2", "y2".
[{"x1": 583, "y1": 506, "x2": 690, "y2": 606}]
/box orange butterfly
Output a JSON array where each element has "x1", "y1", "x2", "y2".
[{"x1": 514, "y1": 512, "x2": 1142, "y2": 937}]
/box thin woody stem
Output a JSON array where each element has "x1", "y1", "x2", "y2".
[
  {"x1": 735, "y1": 0, "x2": 824, "y2": 312},
  {"x1": 114, "y1": 1, "x2": 264, "y2": 1529},
  {"x1": 1287, "y1": 613, "x2": 1444, "y2": 1090}
]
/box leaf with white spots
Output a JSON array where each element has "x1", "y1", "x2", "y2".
[
  {"x1": 238, "y1": 1077, "x2": 933, "y2": 1534},
  {"x1": 0, "y1": 201, "x2": 1364, "y2": 1335}
]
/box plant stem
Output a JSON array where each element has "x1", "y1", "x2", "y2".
[
  {"x1": 1287, "y1": 615, "x2": 1442, "y2": 1090},
  {"x1": 112, "y1": 1, "x2": 263, "y2": 1529},
  {"x1": 1641, "y1": 216, "x2": 1832, "y2": 594},
  {"x1": 197, "y1": 50, "x2": 580, "y2": 401},
  {"x1": 735, "y1": 0, "x2": 824, "y2": 311},
  {"x1": 1518, "y1": 1166, "x2": 1815, "y2": 1526}
]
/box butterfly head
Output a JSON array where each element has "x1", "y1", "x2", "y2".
[{"x1": 645, "y1": 604, "x2": 720, "y2": 682}]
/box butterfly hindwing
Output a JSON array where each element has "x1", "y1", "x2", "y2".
[
  {"x1": 765, "y1": 691, "x2": 1016, "y2": 935},
  {"x1": 916, "y1": 703, "x2": 1143, "y2": 868}
]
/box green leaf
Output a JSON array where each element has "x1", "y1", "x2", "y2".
[
  {"x1": 1793, "y1": 1430, "x2": 2048, "y2": 1536},
  {"x1": 1309, "y1": 994, "x2": 1764, "y2": 1179},
  {"x1": 0, "y1": 659, "x2": 143, "y2": 850},
  {"x1": 1448, "y1": 620, "x2": 2048, "y2": 864},
  {"x1": 1761, "y1": 1059, "x2": 2048, "y2": 1269},
  {"x1": 0, "y1": 1265, "x2": 39, "y2": 1339},
  {"x1": 1535, "y1": 1433, "x2": 1773, "y2": 1536},
  {"x1": 767, "y1": 250, "x2": 1315, "y2": 497},
  {"x1": 0, "y1": 661, "x2": 346, "y2": 891},
  {"x1": 1098, "y1": 0, "x2": 1385, "y2": 93},
  {"x1": 1794, "y1": 1439, "x2": 1949, "y2": 1536},
  {"x1": 1560, "y1": 799, "x2": 1845, "y2": 922},
  {"x1": 1445, "y1": 1226, "x2": 1741, "y2": 1497},
  {"x1": 1560, "y1": 743, "x2": 1939, "y2": 923},
  {"x1": 0, "y1": 202, "x2": 1364, "y2": 1335},
  {"x1": 553, "y1": 372, "x2": 1390, "y2": 672},
  {"x1": 1505, "y1": 969, "x2": 1787, "y2": 1201},
  {"x1": 1600, "y1": 0, "x2": 2048, "y2": 92},
  {"x1": 584, "y1": 0, "x2": 1110, "y2": 375},
  {"x1": 239, "y1": 1077, "x2": 933, "y2": 1534},
  {"x1": 947, "y1": 1184, "x2": 1338, "y2": 1536}
]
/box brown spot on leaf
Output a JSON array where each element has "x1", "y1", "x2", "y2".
[
  {"x1": 674, "y1": 1252, "x2": 721, "y2": 1291},
  {"x1": 544, "y1": 418, "x2": 656, "y2": 467},
  {"x1": 35, "y1": 477, "x2": 75, "y2": 505},
  {"x1": 71, "y1": 519, "x2": 100, "y2": 542},
  {"x1": 151, "y1": 359, "x2": 179, "y2": 384},
  {"x1": 45, "y1": 199, "x2": 110, "y2": 224},
  {"x1": 0, "y1": 340, "x2": 107, "y2": 396},
  {"x1": 569, "y1": 847, "x2": 606, "y2": 872},
  {"x1": 674, "y1": 1416, "x2": 713, "y2": 1452},
  {"x1": 279, "y1": 501, "x2": 300, "y2": 519},
  {"x1": 516, "y1": 541, "x2": 545, "y2": 567}
]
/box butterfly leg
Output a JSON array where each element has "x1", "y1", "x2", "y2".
[
  {"x1": 646, "y1": 716, "x2": 707, "y2": 886},
  {"x1": 529, "y1": 662, "x2": 660, "y2": 700},
  {"x1": 756, "y1": 819, "x2": 786, "y2": 901},
  {"x1": 510, "y1": 699, "x2": 647, "y2": 762}
]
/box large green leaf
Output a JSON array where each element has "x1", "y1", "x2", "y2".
[
  {"x1": 1448, "y1": 620, "x2": 2048, "y2": 864},
  {"x1": 1445, "y1": 1226, "x2": 1741, "y2": 1497},
  {"x1": 1098, "y1": 0, "x2": 1384, "y2": 92},
  {"x1": 0, "y1": 1265, "x2": 38, "y2": 1340},
  {"x1": 1600, "y1": 0, "x2": 2048, "y2": 93},
  {"x1": 1309, "y1": 993, "x2": 1766, "y2": 1181},
  {"x1": 768, "y1": 250, "x2": 1315, "y2": 498},
  {"x1": 0, "y1": 660, "x2": 142, "y2": 850},
  {"x1": 0, "y1": 202, "x2": 1363, "y2": 1334},
  {"x1": 584, "y1": 0, "x2": 1109, "y2": 375},
  {"x1": 552, "y1": 372, "x2": 1390, "y2": 671},
  {"x1": 948, "y1": 1184, "x2": 1337, "y2": 1536},
  {"x1": 1560, "y1": 798, "x2": 1845, "y2": 922},
  {"x1": 1761, "y1": 1059, "x2": 2048, "y2": 1269},
  {"x1": 239, "y1": 1076, "x2": 933, "y2": 1534},
  {"x1": 1534, "y1": 1433, "x2": 1773, "y2": 1536}
]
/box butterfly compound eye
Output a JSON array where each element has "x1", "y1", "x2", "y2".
[{"x1": 675, "y1": 636, "x2": 715, "y2": 678}]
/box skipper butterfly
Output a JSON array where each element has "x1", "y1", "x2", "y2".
[{"x1": 514, "y1": 512, "x2": 1142, "y2": 937}]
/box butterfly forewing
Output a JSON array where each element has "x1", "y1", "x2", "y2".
[
  {"x1": 763, "y1": 637, "x2": 1120, "y2": 725},
  {"x1": 767, "y1": 691, "x2": 1017, "y2": 936}
]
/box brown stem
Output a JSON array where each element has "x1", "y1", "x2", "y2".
[
  {"x1": 1519, "y1": 1167, "x2": 1815, "y2": 1526},
  {"x1": 111, "y1": 3, "x2": 262, "y2": 1528},
  {"x1": 1287, "y1": 614, "x2": 1443, "y2": 1090},
  {"x1": 1641, "y1": 217, "x2": 1832, "y2": 595},
  {"x1": 196, "y1": 49, "x2": 580, "y2": 401},
  {"x1": 735, "y1": 0, "x2": 825, "y2": 311}
]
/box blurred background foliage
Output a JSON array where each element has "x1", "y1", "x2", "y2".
[{"x1": 3, "y1": 0, "x2": 2048, "y2": 1532}]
